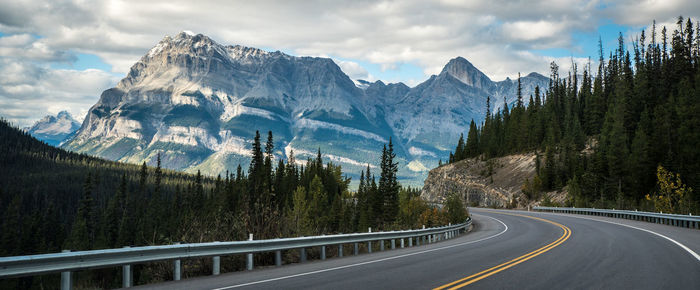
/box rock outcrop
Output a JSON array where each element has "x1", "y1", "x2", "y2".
[{"x1": 421, "y1": 153, "x2": 537, "y2": 207}]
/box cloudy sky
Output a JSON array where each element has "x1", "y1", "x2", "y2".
[{"x1": 0, "y1": 0, "x2": 697, "y2": 127}]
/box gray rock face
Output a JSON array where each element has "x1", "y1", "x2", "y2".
[
  {"x1": 386, "y1": 57, "x2": 548, "y2": 174},
  {"x1": 63, "y1": 32, "x2": 548, "y2": 185},
  {"x1": 26, "y1": 111, "x2": 80, "y2": 146},
  {"x1": 421, "y1": 154, "x2": 537, "y2": 207}
]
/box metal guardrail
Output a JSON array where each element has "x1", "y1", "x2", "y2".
[
  {"x1": 0, "y1": 218, "x2": 472, "y2": 289},
  {"x1": 533, "y1": 206, "x2": 700, "y2": 229}
]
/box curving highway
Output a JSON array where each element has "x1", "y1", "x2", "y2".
[{"x1": 134, "y1": 209, "x2": 700, "y2": 289}]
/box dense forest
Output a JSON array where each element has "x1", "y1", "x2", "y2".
[
  {"x1": 449, "y1": 17, "x2": 699, "y2": 214},
  {"x1": 0, "y1": 119, "x2": 466, "y2": 288}
]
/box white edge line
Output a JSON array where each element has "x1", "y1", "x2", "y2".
[
  {"x1": 534, "y1": 211, "x2": 700, "y2": 262},
  {"x1": 212, "y1": 215, "x2": 508, "y2": 290}
]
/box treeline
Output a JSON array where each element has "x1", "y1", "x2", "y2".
[
  {"x1": 354, "y1": 140, "x2": 468, "y2": 231},
  {"x1": 0, "y1": 119, "x2": 467, "y2": 288},
  {"x1": 449, "y1": 17, "x2": 699, "y2": 213}
]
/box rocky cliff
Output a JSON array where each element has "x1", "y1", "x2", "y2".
[
  {"x1": 421, "y1": 153, "x2": 537, "y2": 207},
  {"x1": 63, "y1": 31, "x2": 549, "y2": 185}
]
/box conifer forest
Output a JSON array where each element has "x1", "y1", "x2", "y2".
[{"x1": 449, "y1": 18, "x2": 699, "y2": 214}]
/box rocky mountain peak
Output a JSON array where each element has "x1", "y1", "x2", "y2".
[
  {"x1": 27, "y1": 111, "x2": 81, "y2": 147},
  {"x1": 65, "y1": 31, "x2": 550, "y2": 187},
  {"x1": 440, "y1": 56, "x2": 492, "y2": 89},
  {"x1": 56, "y1": 110, "x2": 73, "y2": 119}
]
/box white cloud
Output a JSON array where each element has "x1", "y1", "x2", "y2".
[
  {"x1": 0, "y1": 0, "x2": 697, "y2": 126},
  {"x1": 503, "y1": 20, "x2": 568, "y2": 42},
  {"x1": 334, "y1": 59, "x2": 372, "y2": 81},
  {"x1": 0, "y1": 34, "x2": 75, "y2": 62},
  {"x1": 0, "y1": 59, "x2": 119, "y2": 127},
  {"x1": 603, "y1": 0, "x2": 700, "y2": 26},
  {"x1": 0, "y1": 0, "x2": 611, "y2": 80}
]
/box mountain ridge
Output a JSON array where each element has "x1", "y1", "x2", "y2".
[
  {"x1": 63, "y1": 32, "x2": 549, "y2": 185},
  {"x1": 26, "y1": 110, "x2": 81, "y2": 146}
]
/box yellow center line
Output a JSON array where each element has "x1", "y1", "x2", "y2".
[{"x1": 434, "y1": 212, "x2": 572, "y2": 290}]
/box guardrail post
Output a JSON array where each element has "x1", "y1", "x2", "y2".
[
  {"x1": 391, "y1": 239, "x2": 396, "y2": 249},
  {"x1": 275, "y1": 250, "x2": 282, "y2": 266},
  {"x1": 354, "y1": 243, "x2": 359, "y2": 255},
  {"x1": 300, "y1": 248, "x2": 307, "y2": 262},
  {"x1": 428, "y1": 235, "x2": 432, "y2": 243},
  {"x1": 213, "y1": 256, "x2": 220, "y2": 275},
  {"x1": 368, "y1": 228, "x2": 372, "y2": 253},
  {"x1": 174, "y1": 242, "x2": 181, "y2": 281},
  {"x1": 60, "y1": 250, "x2": 71, "y2": 290},
  {"x1": 339, "y1": 244, "x2": 343, "y2": 257},
  {"x1": 213, "y1": 241, "x2": 220, "y2": 275},
  {"x1": 416, "y1": 236, "x2": 420, "y2": 246},
  {"x1": 400, "y1": 238, "x2": 404, "y2": 248},
  {"x1": 380, "y1": 240, "x2": 385, "y2": 251},
  {"x1": 122, "y1": 246, "x2": 132, "y2": 288},
  {"x1": 321, "y1": 245, "x2": 326, "y2": 260},
  {"x1": 247, "y1": 234, "x2": 253, "y2": 271},
  {"x1": 408, "y1": 237, "x2": 413, "y2": 247}
]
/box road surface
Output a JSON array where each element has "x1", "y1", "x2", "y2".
[{"x1": 132, "y1": 209, "x2": 700, "y2": 289}]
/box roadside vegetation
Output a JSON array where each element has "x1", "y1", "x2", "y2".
[
  {"x1": 449, "y1": 17, "x2": 700, "y2": 214},
  {"x1": 0, "y1": 119, "x2": 468, "y2": 288}
]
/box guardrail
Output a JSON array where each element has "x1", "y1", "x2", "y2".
[
  {"x1": 0, "y1": 218, "x2": 472, "y2": 289},
  {"x1": 533, "y1": 206, "x2": 700, "y2": 229}
]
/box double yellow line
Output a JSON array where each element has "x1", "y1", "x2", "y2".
[{"x1": 434, "y1": 213, "x2": 571, "y2": 289}]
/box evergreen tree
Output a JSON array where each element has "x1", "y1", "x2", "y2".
[
  {"x1": 379, "y1": 138, "x2": 399, "y2": 225},
  {"x1": 68, "y1": 173, "x2": 95, "y2": 250},
  {"x1": 517, "y1": 72, "x2": 523, "y2": 107},
  {"x1": 465, "y1": 120, "x2": 479, "y2": 157},
  {"x1": 454, "y1": 134, "x2": 465, "y2": 161}
]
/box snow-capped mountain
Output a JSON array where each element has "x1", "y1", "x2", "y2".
[
  {"x1": 26, "y1": 111, "x2": 81, "y2": 146},
  {"x1": 63, "y1": 32, "x2": 548, "y2": 185}
]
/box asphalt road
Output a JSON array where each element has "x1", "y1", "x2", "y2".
[{"x1": 132, "y1": 209, "x2": 700, "y2": 289}]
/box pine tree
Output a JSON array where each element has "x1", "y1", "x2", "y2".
[
  {"x1": 308, "y1": 175, "x2": 327, "y2": 233},
  {"x1": 68, "y1": 173, "x2": 95, "y2": 250},
  {"x1": 154, "y1": 153, "x2": 162, "y2": 196},
  {"x1": 380, "y1": 138, "x2": 399, "y2": 225},
  {"x1": 290, "y1": 186, "x2": 310, "y2": 236},
  {"x1": 628, "y1": 110, "x2": 653, "y2": 199},
  {"x1": 454, "y1": 133, "x2": 465, "y2": 161},
  {"x1": 485, "y1": 95, "x2": 491, "y2": 119},
  {"x1": 465, "y1": 120, "x2": 479, "y2": 157},
  {"x1": 517, "y1": 72, "x2": 523, "y2": 107},
  {"x1": 265, "y1": 131, "x2": 274, "y2": 201},
  {"x1": 1, "y1": 195, "x2": 22, "y2": 256},
  {"x1": 249, "y1": 131, "x2": 264, "y2": 207}
]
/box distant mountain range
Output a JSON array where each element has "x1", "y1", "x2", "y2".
[
  {"x1": 61, "y1": 32, "x2": 549, "y2": 185},
  {"x1": 25, "y1": 111, "x2": 81, "y2": 146}
]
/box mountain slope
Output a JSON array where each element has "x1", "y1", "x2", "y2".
[
  {"x1": 64, "y1": 32, "x2": 394, "y2": 181},
  {"x1": 385, "y1": 57, "x2": 548, "y2": 174},
  {"x1": 25, "y1": 111, "x2": 80, "y2": 146},
  {"x1": 64, "y1": 32, "x2": 548, "y2": 185}
]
